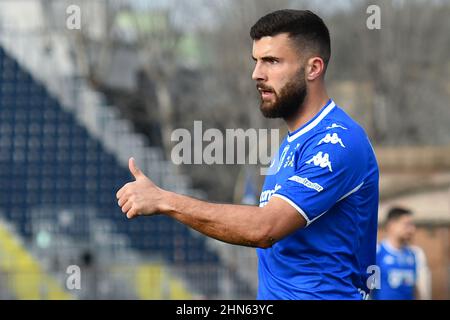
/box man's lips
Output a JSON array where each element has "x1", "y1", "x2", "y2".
[
  {"x1": 261, "y1": 91, "x2": 274, "y2": 100},
  {"x1": 257, "y1": 86, "x2": 275, "y2": 100}
]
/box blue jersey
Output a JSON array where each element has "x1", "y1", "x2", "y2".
[
  {"x1": 257, "y1": 99, "x2": 379, "y2": 300},
  {"x1": 372, "y1": 241, "x2": 417, "y2": 300}
]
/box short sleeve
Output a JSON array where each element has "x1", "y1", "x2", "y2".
[{"x1": 272, "y1": 129, "x2": 367, "y2": 226}]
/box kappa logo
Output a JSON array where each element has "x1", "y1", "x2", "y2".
[
  {"x1": 326, "y1": 123, "x2": 348, "y2": 130},
  {"x1": 305, "y1": 151, "x2": 333, "y2": 172},
  {"x1": 318, "y1": 133, "x2": 345, "y2": 148}
]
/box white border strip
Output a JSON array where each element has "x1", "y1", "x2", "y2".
[
  {"x1": 309, "y1": 209, "x2": 329, "y2": 225},
  {"x1": 272, "y1": 194, "x2": 311, "y2": 226},
  {"x1": 271, "y1": 181, "x2": 365, "y2": 227},
  {"x1": 287, "y1": 100, "x2": 336, "y2": 143},
  {"x1": 338, "y1": 181, "x2": 364, "y2": 202}
]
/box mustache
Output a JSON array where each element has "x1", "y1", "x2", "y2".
[{"x1": 256, "y1": 83, "x2": 275, "y2": 92}]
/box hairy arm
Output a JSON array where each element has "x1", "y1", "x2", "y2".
[
  {"x1": 160, "y1": 191, "x2": 305, "y2": 248},
  {"x1": 116, "y1": 158, "x2": 306, "y2": 248}
]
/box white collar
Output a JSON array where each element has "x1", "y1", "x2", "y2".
[{"x1": 287, "y1": 100, "x2": 336, "y2": 143}]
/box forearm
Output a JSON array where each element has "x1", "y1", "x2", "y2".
[
  {"x1": 116, "y1": 158, "x2": 304, "y2": 247},
  {"x1": 159, "y1": 191, "x2": 273, "y2": 248}
]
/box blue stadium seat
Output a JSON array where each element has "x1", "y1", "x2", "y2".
[{"x1": 0, "y1": 46, "x2": 222, "y2": 292}]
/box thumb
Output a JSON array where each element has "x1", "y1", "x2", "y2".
[{"x1": 129, "y1": 157, "x2": 144, "y2": 179}]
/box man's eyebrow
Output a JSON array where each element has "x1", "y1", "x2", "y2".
[
  {"x1": 262, "y1": 56, "x2": 280, "y2": 61},
  {"x1": 252, "y1": 55, "x2": 280, "y2": 62}
]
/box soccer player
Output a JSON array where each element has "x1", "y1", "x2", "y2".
[
  {"x1": 116, "y1": 9, "x2": 379, "y2": 300},
  {"x1": 372, "y1": 207, "x2": 431, "y2": 300}
]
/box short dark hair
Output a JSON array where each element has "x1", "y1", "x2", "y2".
[
  {"x1": 385, "y1": 207, "x2": 413, "y2": 224},
  {"x1": 250, "y1": 10, "x2": 331, "y2": 70}
]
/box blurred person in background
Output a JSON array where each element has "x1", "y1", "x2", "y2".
[{"x1": 372, "y1": 207, "x2": 431, "y2": 300}]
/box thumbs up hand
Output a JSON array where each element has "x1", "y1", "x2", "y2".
[{"x1": 116, "y1": 157, "x2": 164, "y2": 219}]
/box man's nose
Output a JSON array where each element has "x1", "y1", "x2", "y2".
[{"x1": 252, "y1": 63, "x2": 267, "y2": 82}]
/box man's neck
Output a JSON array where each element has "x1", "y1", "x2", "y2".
[
  {"x1": 286, "y1": 91, "x2": 330, "y2": 133},
  {"x1": 386, "y1": 236, "x2": 406, "y2": 250}
]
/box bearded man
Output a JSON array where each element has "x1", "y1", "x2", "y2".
[{"x1": 116, "y1": 9, "x2": 379, "y2": 300}]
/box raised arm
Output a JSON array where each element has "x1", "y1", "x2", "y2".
[{"x1": 116, "y1": 158, "x2": 306, "y2": 248}]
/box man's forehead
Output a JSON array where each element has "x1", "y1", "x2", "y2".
[
  {"x1": 393, "y1": 215, "x2": 413, "y2": 224},
  {"x1": 252, "y1": 33, "x2": 295, "y2": 56}
]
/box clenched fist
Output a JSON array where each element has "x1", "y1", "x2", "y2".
[{"x1": 116, "y1": 157, "x2": 166, "y2": 219}]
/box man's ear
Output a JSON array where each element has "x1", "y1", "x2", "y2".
[{"x1": 306, "y1": 56, "x2": 325, "y2": 81}]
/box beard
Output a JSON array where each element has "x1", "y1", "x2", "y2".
[{"x1": 257, "y1": 67, "x2": 307, "y2": 120}]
